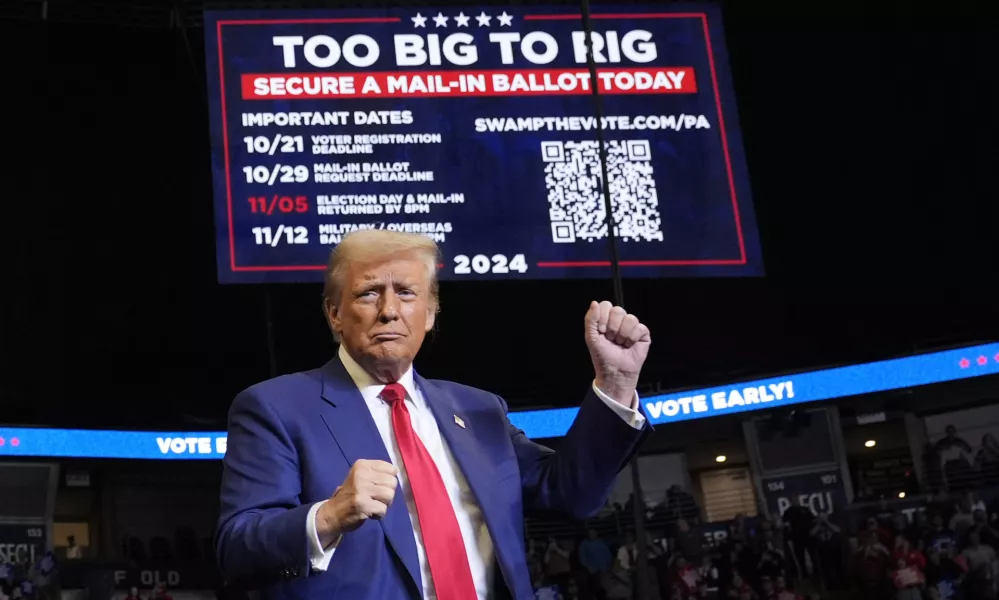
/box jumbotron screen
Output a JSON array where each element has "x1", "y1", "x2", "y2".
[{"x1": 204, "y1": 5, "x2": 762, "y2": 283}]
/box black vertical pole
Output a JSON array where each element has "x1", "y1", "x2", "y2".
[
  {"x1": 264, "y1": 288, "x2": 278, "y2": 378},
  {"x1": 579, "y1": 1, "x2": 650, "y2": 598},
  {"x1": 579, "y1": 3, "x2": 624, "y2": 307}
]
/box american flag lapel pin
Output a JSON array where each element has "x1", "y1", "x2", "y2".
[{"x1": 454, "y1": 415, "x2": 466, "y2": 429}]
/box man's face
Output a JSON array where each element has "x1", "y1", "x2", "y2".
[{"x1": 328, "y1": 254, "x2": 435, "y2": 378}]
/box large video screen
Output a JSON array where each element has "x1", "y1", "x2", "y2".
[{"x1": 204, "y1": 5, "x2": 761, "y2": 283}]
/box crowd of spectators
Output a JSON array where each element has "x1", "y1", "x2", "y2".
[
  {"x1": 527, "y1": 508, "x2": 816, "y2": 600},
  {"x1": 924, "y1": 428, "x2": 999, "y2": 492},
  {"x1": 11, "y1": 423, "x2": 999, "y2": 600},
  {"x1": 0, "y1": 535, "x2": 182, "y2": 600},
  {"x1": 848, "y1": 491, "x2": 999, "y2": 600},
  {"x1": 525, "y1": 484, "x2": 999, "y2": 600},
  {"x1": 0, "y1": 547, "x2": 58, "y2": 600}
]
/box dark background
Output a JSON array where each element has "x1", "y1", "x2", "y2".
[{"x1": 9, "y1": 0, "x2": 998, "y2": 430}]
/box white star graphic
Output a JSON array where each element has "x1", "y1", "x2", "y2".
[
  {"x1": 454, "y1": 12, "x2": 470, "y2": 27},
  {"x1": 475, "y1": 12, "x2": 491, "y2": 27},
  {"x1": 432, "y1": 12, "x2": 448, "y2": 27},
  {"x1": 497, "y1": 11, "x2": 513, "y2": 26},
  {"x1": 411, "y1": 13, "x2": 427, "y2": 27}
]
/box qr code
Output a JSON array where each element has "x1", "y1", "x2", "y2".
[{"x1": 542, "y1": 140, "x2": 663, "y2": 243}]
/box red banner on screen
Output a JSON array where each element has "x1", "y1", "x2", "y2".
[{"x1": 240, "y1": 67, "x2": 696, "y2": 99}]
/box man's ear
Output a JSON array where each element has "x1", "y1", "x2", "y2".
[
  {"x1": 425, "y1": 305, "x2": 436, "y2": 332},
  {"x1": 326, "y1": 301, "x2": 342, "y2": 335}
]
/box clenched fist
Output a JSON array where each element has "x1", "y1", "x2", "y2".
[
  {"x1": 584, "y1": 301, "x2": 651, "y2": 406},
  {"x1": 317, "y1": 459, "x2": 398, "y2": 546}
]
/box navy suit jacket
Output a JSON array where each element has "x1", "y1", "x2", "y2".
[{"x1": 216, "y1": 357, "x2": 650, "y2": 599}]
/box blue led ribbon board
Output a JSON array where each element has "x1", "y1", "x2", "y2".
[{"x1": 1, "y1": 343, "x2": 995, "y2": 458}]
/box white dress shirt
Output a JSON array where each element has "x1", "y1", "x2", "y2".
[{"x1": 306, "y1": 346, "x2": 645, "y2": 599}]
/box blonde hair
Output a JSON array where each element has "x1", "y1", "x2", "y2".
[{"x1": 322, "y1": 229, "x2": 441, "y2": 313}]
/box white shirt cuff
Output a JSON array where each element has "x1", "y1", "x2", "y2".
[
  {"x1": 591, "y1": 381, "x2": 646, "y2": 429},
  {"x1": 306, "y1": 500, "x2": 339, "y2": 572}
]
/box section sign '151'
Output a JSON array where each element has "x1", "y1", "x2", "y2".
[{"x1": 204, "y1": 5, "x2": 762, "y2": 283}]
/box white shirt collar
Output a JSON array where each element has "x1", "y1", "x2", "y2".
[{"x1": 337, "y1": 344, "x2": 420, "y2": 407}]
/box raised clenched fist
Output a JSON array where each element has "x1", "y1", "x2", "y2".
[
  {"x1": 318, "y1": 459, "x2": 398, "y2": 544},
  {"x1": 584, "y1": 301, "x2": 651, "y2": 406}
]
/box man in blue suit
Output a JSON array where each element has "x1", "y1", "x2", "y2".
[{"x1": 216, "y1": 230, "x2": 653, "y2": 600}]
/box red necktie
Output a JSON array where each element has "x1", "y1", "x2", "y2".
[{"x1": 381, "y1": 383, "x2": 477, "y2": 600}]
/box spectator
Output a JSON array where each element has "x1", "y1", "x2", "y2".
[
  {"x1": 723, "y1": 542, "x2": 757, "y2": 588},
  {"x1": 730, "y1": 514, "x2": 752, "y2": 546},
  {"x1": 781, "y1": 497, "x2": 814, "y2": 582},
  {"x1": 975, "y1": 434, "x2": 999, "y2": 485},
  {"x1": 698, "y1": 555, "x2": 722, "y2": 598},
  {"x1": 924, "y1": 547, "x2": 967, "y2": 600},
  {"x1": 63, "y1": 538, "x2": 80, "y2": 561},
  {"x1": 34, "y1": 552, "x2": 57, "y2": 600},
  {"x1": 755, "y1": 539, "x2": 785, "y2": 583},
  {"x1": 960, "y1": 531, "x2": 996, "y2": 600},
  {"x1": 863, "y1": 516, "x2": 892, "y2": 548},
  {"x1": 951, "y1": 499, "x2": 977, "y2": 539},
  {"x1": 1, "y1": 559, "x2": 14, "y2": 599},
  {"x1": 855, "y1": 531, "x2": 891, "y2": 600},
  {"x1": 535, "y1": 583, "x2": 561, "y2": 600},
  {"x1": 891, "y1": 556, "x2": 925, "y2": 600},
  {"x1": 544, "y1": 537, "x2": 573, "y2": 593},
  {"x1": 969, "y1": 510, "x2": 999, "y2": 548},
  {"x1": 893, "y1": 535, "x2": 926, "y2": 570},
  {"x1": 613, "y1": 532, "x2": 636, "y2": 572},
  {"x1": 9, "y1": 550, "x2": 29, "y2": 600},
  {"x1": 671, "y1": 555, "x2": 700, "y2": 597},
  {"x1": 675, "y1": 519, "x2": 704, "y2": 561},
  {"x1": 125, "y1": 587, "x2": 142, "y2": 600},
  {"x1": 578, "y1": 529, "x2": 610, "y2": 599},
  {"x1": 151, "y1": 583, "x2": 172, "y2": 600},
  {"x1": 810, "y1": 510, "x2": 844, "y2": 590},
  {"x1": 644, "y1": 531, "x2": 668, "y2": 598},
  {"x1": 935, "y1": 425, "x2": 974, "y2": 491},
  {"x1": 528, "y1": 539, "x2": 543, "y2": 565},
  {"x1": 602, "y1": 557, "x2": 631, "y2": 600},
  {"x1": 928, "y1": 514, "x2": 960, "y2": 554}
]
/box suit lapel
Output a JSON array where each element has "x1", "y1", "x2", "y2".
[
  {"x1": 318, "y1": 358, "x2": 422, "y2": 595},
  {"x1": 416, "y1": 376, "x2": 494, "y2": 500},
  {"x1": 416, "y1": 375, "x2": 523, "y2": 593}
]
